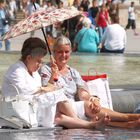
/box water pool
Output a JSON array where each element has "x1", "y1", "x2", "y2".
[{"x1": 0, "y1": 52, "x2": 140, "y2": 88}]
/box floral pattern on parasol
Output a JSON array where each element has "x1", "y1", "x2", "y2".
[{"x1": 2, "y1": 7, "x2": 81, "y2": 40}]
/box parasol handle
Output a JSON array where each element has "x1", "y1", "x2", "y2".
[
  {"x1": 33, "y1": 2, "x2": 52, "y2": 55},
  {"x1": 41, "y1": 28, "x2": 52, "y2": 55}
]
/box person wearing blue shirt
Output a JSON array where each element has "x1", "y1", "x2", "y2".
[
  {"x1": 0, "y1": 0, "x2": 11, "y2": 51},
  {"x1": 73, "y1": 17, "x2": 99, "y2": 53}
]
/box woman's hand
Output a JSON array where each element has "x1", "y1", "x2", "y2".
[
  {"x1": 40, "y1": 84, "x2": 57, "y2": 93},
  {"x1": 33, "y1": 83, "x2": 57, "y2": 95},
  {"x1": 89, "y1": 96, "x2": 101, "y2": 114}
]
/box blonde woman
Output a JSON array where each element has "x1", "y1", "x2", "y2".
[{"x1": 40, "y1": 35, "x2": 140, "y2": 129}]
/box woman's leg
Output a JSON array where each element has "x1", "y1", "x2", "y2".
[
  {"x1": 57, "y1": 101, "x2": 78, "y2": 118},
  {"x1": 84, "y1": 102, "x2": 140, "y2": 129},
  {"x1": 97, "y1": 107, "x2": 140, "y2": 122},
  {"x1": 84, "y1": 101, "x2": 140, "y2": 122},
  {"x1": 108, "y1": 119, "x2": 140, "y2": 129},
  {"x1": 98, "y1": 27, "x2": 103, "y2": 43},
  {"x1": 55, "y1": 112, "x2": 110, "y2": 129},
  {"x1": 56, "y1": 101, "x2": 110, "y2": 129}
]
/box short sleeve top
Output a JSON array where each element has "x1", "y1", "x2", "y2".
[{"x1": 39, "y1": 63, "x2": 86, "y2": 101}]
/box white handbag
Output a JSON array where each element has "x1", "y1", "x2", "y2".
[
  {"x1": 0, "y1": 84, "x2": 38, "y2": 128},
  {"x1": 0, "y1": 85, "x2": 67, "y2": 128}
]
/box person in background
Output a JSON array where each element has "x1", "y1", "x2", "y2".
[
  {"x1": 24, "y1": 0, "x2": 40, "y2": 17},
  {"x1": 0, "y1": 0, "x2": 11, "y2": 51},
  {"x1": 42, "y1": 0, "x2": 47, "y2": 10},
  {"x1": 46, "y1": 0, "x2": 55, "y2": 10},
  {"x1": 21, "y1": 0, "x2": 28, "y2": 13},
  {"x1": 9, "y1": 0, "x2": 17, "y2": 21},
  {"x1": 80, "y1": 0, "x2": 90, "y2": 12},
  {"x1": 73, "y1": 0, "x2": 81, "y2": 9},
  {"x1": 108, "y1": 2, "x2": 119, "y2": 21},
  {"x1": 101, "y1": 15, "x2": 126, "y2": 53},
  {"x1": 16, "y1": 0, "x2": 20, "y2": 11},
  {"x1": 88, "y1": 0, "x2": 99, "y2": 21},
  {"x1": 40, "y1": 35, "x2": 140, "y2": 129},
  {"x1": 125, "y1": 2, "x2": 139, "y2": 36},
  {"x1": 36, "y1": 0, "x2": 40, "y2": 5},
  {"x1": 96, "y1": 4, "x2": 110, "y2": 42},
  {"x1": 73, "y1": 17, "x2": 99, "y2": 52},
  {"x1": 58, "y1": 0, "x2": 63, "y2": 8}
]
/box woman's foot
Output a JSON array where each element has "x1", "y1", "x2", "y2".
[
  {"x1": 94, "y1": 113, "x2": 110, "y2": 130},
  {"x1": 127, "y1": 118, "x2": 140, "y2": 129}
]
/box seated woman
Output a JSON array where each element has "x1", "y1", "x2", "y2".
[
  {"x1": 40, "y1": 35, "x2": 140, "y2": 129},
  {"x1": 1, "y1": 37, "x2": 55, "y2": 98},
  {"x1": 73, "y1": 17, "x2": 99, "y2": 53},
  {"x1": 1, "y1": 37, "x2": 108, "y2": 129}
]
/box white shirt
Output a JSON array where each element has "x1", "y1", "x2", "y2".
[
  {"x1": 128, "y1": 6, "x2": 135, "y2": 20},
  {"x1": 1, "y1": 61, "x2": 41, "y2": 98},
  {"x1": 102, "y1": 24, "x2": 127, "y2": 51}
]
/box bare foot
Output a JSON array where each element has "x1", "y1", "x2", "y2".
[
  {"x1": 127, "y1": 118, "x2": 140, "y2": 129},
  {"x1": 94, "y1": 113, "x2": 111, "y2": 130}
]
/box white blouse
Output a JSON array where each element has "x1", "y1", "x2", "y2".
[{"x1": 1, "y1": 61, "x2": 41, "y2": 98}]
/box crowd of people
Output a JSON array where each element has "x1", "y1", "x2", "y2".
[{"x1": 0, "y1": 0, "x2": 139, "y2": 52}]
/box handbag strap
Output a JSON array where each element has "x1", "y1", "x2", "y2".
[
  {"x1": 9, "y1": 84, "x2": 20, "y2": 95},
  {"x1": 79, "y1": 29, "x2": 88, "y2": 42},
  {"x1": 3, "y1": 84, "x2": 25, "y2": 102}
]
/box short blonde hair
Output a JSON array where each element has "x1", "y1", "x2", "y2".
[{"x1": 53, "y1": 35, "x2": 72, "y2": 52}]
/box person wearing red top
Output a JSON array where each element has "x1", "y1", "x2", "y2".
[{"x1": 96, "y1": 4, "x2": 110, "y2": 42}]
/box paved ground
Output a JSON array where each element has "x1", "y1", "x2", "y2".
[{"x1": 125, "y1": 29, "x2": 140, "y2": 53}]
